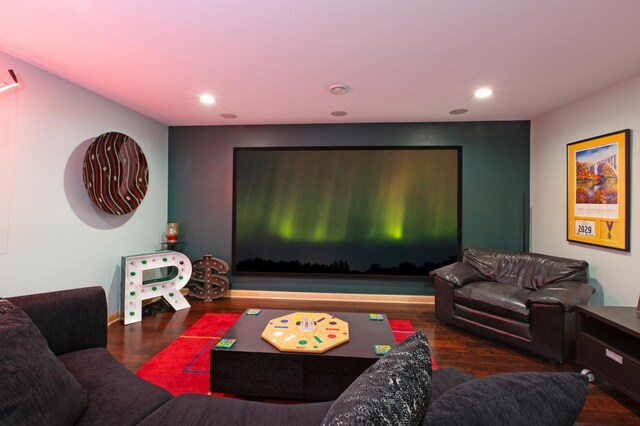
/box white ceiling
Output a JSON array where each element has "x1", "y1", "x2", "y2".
[{"x1": 2, "y1": 1, "x2": 640, "y2": 126}]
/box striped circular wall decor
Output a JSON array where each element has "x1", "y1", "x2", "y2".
[{"x1": 82, "y1": 132, "x2": 149, "y2": 215}]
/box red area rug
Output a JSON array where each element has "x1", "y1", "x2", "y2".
[{"x1": 136, "y1": 313, "x2": 432, "y2": 396}]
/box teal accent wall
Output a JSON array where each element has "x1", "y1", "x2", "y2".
[{"x1": 168, "y1": 121, "x2": 530, "y2": 295}]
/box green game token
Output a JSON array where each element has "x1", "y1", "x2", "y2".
[
  {"x1": 130, "y1": 271, "x2": 136, "y2": 276},
  {"x1": 129, "y1": 312, "x2": 135, "y2": 316},
  {"x1": 169, "y1": 292, "x2": 174, "y2": 297},
  {"x1": 142, "y1": 260, "x2": 147, "y2": 264},
  {"x1": 152, "y1": 286, "x2": 157, "y2": 291},
  {"x1": 130, "y1": 291, "x2": 135, "y2": 296},
  {"x1": 298, "y1": 340, "x2": 308, "y2": 345}
]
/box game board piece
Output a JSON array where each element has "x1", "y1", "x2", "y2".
[
  {"x1": 369, "y1": 313, "x2": 384, "y2": 321},
  {"x1": 215, "y1": 338, "x2": 236, "y2": 349},
  {"x1": 374, "y1": 344, "x2": 391, "y2": 355},
  {"x1": 246, "y1": 309, "x2": 262, "y2": 315}
]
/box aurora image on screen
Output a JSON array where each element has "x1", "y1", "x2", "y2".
[{"x1": 233, "y1": 147, "x2": 461, "y2": 278}]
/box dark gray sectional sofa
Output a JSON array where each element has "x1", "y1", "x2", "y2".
[{"x1": 2, "y1": 286, "x2": 589, "y2": 425}]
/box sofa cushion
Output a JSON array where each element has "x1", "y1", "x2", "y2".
[
  {"x1": 428, "y1": 368, "x2": 475, "y2": 406},
  {"x1": 527, "y1": 281, "x2": 596, "y2": 312},
  {"x1": 140, "y1": 394, "x2": 334, "y2": 426},
  {"x1": 0, "y1": 300, "x2": 88, "y2": 426},
  {"x1": 422, "y1": 372, "x2": 588, "y2": 426},
  {"x1": 454, "y1": 281, "x2": 531, "y2": 322},
  {"x1": 321, "y1": 331, "x2": 432, "y2": 426},
  {"x1": 8, "y1": 286, "x2": 108, "y2": 355},
  {"x1": 463, "y1": 248, "x2": 589, "y2": 290},
  {"x1": 59, "y1": 348, "x2": 173, "y2": 426},
  {"x1": 429, "y1": 262, "x2": 487, "y2": 287}
]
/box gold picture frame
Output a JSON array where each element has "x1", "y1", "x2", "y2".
[{"x1": 567, "y1": 130, "x2": 630, "y2": 251}]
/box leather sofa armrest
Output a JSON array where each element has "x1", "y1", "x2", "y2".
[
  {"x1": 430, "y1": 262, "x2": 485, "y2": 287},
  {"x1": 527, "y1": 282, "x2": 595, "y2": 312},
  {"x1": 8, "y1": 286, "x2": 108, "y2": 355}
]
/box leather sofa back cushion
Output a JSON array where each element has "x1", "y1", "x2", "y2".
[
  {"x1": 463, "y1": 248, "x2": 588, "y2": 290},
  {"x1": 0, "y1": 299, "x2": 88, "y2": 426}
]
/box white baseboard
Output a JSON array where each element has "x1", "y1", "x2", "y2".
[
  {"x1": 107, "y1": 290, "x2": 434, "y2": 322},
  {"x1": 107, "y1": 311, "x2": 120, "y2": 325},
  {"x1": 226, "y1": 289, "x2": 434, "y2": 304}
]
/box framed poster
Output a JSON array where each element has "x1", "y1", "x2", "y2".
[{"x1": 567, "y1": 129, "x2": 630, "y2": 251}]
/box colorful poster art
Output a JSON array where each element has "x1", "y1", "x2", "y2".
[
  {"x1": 567, "y1": 130, "x2": 630, "y2": 251},
  {"x1": 574, "y1": 143, "x2": 619, "y2": 218}
]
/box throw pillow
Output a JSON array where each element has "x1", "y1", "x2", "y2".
[
  {"x1": 321, "y1": 331, "x2": 432, "y2": 426},
  {"x1": 0, "y1": 299, "x2": 88, "y2": 426},
  {"x1": 423, "y1": 371, "x2": 588, "y2": 426},
  {"x1": 0, "y1": 297, "x2": 15, "y2": 314}
]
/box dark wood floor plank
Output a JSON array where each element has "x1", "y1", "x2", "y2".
[{"x1": 108, "y1": 297, "x2": 640, "y2": 425}]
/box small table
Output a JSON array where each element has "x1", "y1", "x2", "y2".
[
  {"x1": 575, "y1": 305, "x2": 640, "y2": 403},
  {"x1": 210, "y1": 309, "x2": 396, "y2": 401}
]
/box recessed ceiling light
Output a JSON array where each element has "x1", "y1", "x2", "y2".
[
  {"x1": 200, "y1": 94, "x2": 216, "y2": 104},
  {"x1": 220, "y1": 113, "x2": 237, "y2": 119},
  {"x1": 474, "y1": 87, "x2": 493, "y2": 98},
  {"x1": 331, "y1": 111, "x2": 348, "y2": 117},
  {"x1": 449, "y1": 108, "x2": 469, "y2": 115},
  {"x1": 328, "y1": 83, "x2": 350, "y2": 95}
]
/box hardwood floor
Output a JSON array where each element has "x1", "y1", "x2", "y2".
[{"x1": 108, "y1": 297, "x2": 640, "y2": 425}]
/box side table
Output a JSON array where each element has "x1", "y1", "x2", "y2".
[{"x1": 575, "y1": 305, "x2": 640, "y2": 403}]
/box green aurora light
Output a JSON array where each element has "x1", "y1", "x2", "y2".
[{"x1": 234, "y1": 148, "x2": 459, "y2": 275}]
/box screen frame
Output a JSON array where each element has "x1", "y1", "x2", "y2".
[{"x1": 232, "y1": 145, "x2": 462, "y2": 280}]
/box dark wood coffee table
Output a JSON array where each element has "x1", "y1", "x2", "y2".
[{"x1": 210, "y1": 309, "x2": 396, "y2": 401}]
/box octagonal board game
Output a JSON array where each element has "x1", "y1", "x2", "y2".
[{"x1": 261, "y1": 312, "x2": 349, "y2": 353}]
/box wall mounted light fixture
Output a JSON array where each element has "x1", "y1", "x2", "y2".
[{"x1": 0, "y1": 70, "x2": 19, "y2": 94}]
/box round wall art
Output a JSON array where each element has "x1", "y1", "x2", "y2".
[{"x1": 82, "y1": 131, "x2": 149, "y2": 215}]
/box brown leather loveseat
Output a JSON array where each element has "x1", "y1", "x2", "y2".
[{"x1": 430, "y1": 248, "x2": 595, "y2": 363}]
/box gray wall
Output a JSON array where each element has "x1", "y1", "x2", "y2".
[
  {"x1": 532, "y1": 71, "x2": 640, "y2": 306},
  {"x1": 169, "y1": 121, "x2": 529, "y2": 295},
  {"x1": 0, "y1": 50, "x2": 168, "y2": 314}
]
